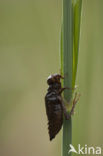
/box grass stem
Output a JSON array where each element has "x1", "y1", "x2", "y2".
[
  {"x1": 62, "y1": 0, "x2": 73, "y2": 156},
  {"x1": 61, "y1": 0, "x2": 82, "y2": 156}
]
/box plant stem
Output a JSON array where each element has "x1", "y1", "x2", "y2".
[
  {"x1": 61, "y1": 0, "x2": 82, "y2": 156},
  {"x1": 62, "y1": 0, "x2": 73, "y2": 156}
]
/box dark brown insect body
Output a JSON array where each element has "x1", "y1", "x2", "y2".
[
  {"x1": 45, "y1": 74, "x2": 68, "y2": 141},
  {"x1": 45, "y1": 74, "x2": 80, "y2": 141}
]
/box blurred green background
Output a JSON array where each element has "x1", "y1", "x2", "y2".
[{"x1": 0, "y1": 0, "x2": 103, "y2": 156}]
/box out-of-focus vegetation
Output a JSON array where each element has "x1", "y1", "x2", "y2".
[{"x1": 0, "y1": 0, "x2": 103, "y2": 156}]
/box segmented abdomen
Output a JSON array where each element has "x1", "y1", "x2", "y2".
[{"x1": 45, "y1": 91, "x2": 63, "y2": 140}]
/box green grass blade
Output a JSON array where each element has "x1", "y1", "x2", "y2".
[
  {"x1": 61, "y1": 0, "x2": 73, "y2": 156},
  {"x1": 73, "y1": 0, "x2": 82, "y2": 87},
  {"x1": 60, "y1": 0, "x2": 82, "y2": 156}
]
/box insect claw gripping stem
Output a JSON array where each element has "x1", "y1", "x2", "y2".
[
  {"x1": 69, "y1": 92, "x2": 81, "y2": 117},
  {"x1": 59, "y1": 86, "x2": 76, "y2": 94},
  {"x1": 63, "y1": 92, "x2": 80, "y2": 120}
]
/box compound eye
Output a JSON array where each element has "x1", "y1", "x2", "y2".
[
  {"x1": 58, "y1": 77, "x2": 60, "y2": 80},
  {"x1": 56, "y1": 76, "x2": 60, "y2": 82},
  {"x1": 47, "y1": 78, "x2": 54, "y2": 85}
]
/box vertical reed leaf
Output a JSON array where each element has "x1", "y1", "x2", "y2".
[
  {"x1": 73, "y1": 0, "x2": 82, "y2": 87},
  {"x1": 61, "y1": 0, "x2": 82, "y2": 156}
]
